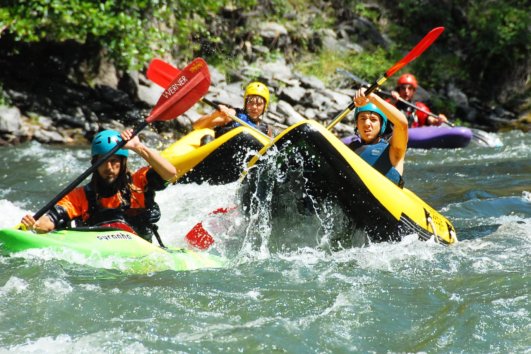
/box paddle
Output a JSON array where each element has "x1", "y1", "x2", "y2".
[
  {"x1": 147, "y1": 58, "x2": 272, "y2": 140},
  {"x1": 327, "y1": 26, "x2": 445, "y2": 130},
  {"x1": 336, "y1": 68, "x2": 455, "y2": 127},
  {"x1": 29, "y1": 58, "x2": 211, "y2": 222}
]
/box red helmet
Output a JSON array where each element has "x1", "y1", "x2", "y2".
[{"x1": 397, "y1": 74, "x2": 418, "y2": 89}]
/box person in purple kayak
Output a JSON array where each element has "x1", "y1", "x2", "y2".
[
  {"x1": 388, "y1": 73, "x2": 448, "y2": 128},
  {"x1": 348, "y1": 88, "x2": 409, "y2": 187}
]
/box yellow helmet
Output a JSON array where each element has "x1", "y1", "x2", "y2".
[{"x1": 244, "y1": 81, "x2": 270, "y2": 111}]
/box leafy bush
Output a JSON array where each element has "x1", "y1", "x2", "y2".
[
  {"x1": 0, "y1": 0, "x2": 244, "y2": 69},
  {"x1": 377, "y1": 0, "x2": 529, "y2": 102}
]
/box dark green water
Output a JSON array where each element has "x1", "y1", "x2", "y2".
[{"x1": 1, "y1": 130, "x2": 529, "y2": 353}]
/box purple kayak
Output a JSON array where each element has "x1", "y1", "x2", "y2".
[
  {"x1": 407, "y1": 126, "x2": 473, "y2": 149},
  {"x1": 342, "y1": 126, "x2": 473, "y2": 149}
]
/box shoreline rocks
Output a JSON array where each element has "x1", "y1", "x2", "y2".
[{"x1": 0, "y1": 20, "x2": 528, "y2": 147}]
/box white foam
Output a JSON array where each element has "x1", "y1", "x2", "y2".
[
  {"x1": 0, "y1": 276, "x2": 29, "y2": 295},
  {"x1": 3, "y1": 331, "x2": 150, "y2": 354},
  {"x1": 0, "y1": 199, "x2": 28, "y2": 228}
]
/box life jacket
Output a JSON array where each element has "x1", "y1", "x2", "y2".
[
  {"x1": 53, "y1": 167, "x2": 164, "y2": 242},
  {"x1": 214, "y1": 108, "x2": 269, "y2": 137},
  {"x1": 395, "y1": 100, "x2": 430, "y2": 128},
  {"x1": 348, "y1": 137, "x2": 404, "y2": 187},
  {"x1": 82, "y1": 183, "x2": 160, "y2": 241}
]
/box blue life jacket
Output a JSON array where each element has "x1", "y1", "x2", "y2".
[{"x1": 348, "y1": 137, "x2": 404, "y2": 187}]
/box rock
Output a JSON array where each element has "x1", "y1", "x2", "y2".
[
  {"x1": 319, "y1": 29, "x2": 341, "y2": 52},
  {"x1": 0, "y1": 106, "x2": 22, "y2": 133},
  {"x1": 118, "y1": 71, "x2": 139, "y2": 100},
  {"x1": 319, "y1": 88, "x2": 352, "y2": 107},
  {"x1": 138, "y1": 83, "x2": 164, "y2": 106},
  {"x1": 259, "y1": 59, "x2": 293, "y2": 80},
  {"x1": 296, "y1": 74, "x2": 326, "y2": 90},
  {"x1": 209, "y1": 66, "x2": 226, "y2": 86},
  {"x1": 92, "y1": 54, "x2": 119, "y2": 89},
  {"x1": 304, "y1": 108, "x2": 317, "y2": 120},
  {"x1": 264, "y1": 111, "x2": 286, "y2": 124},
  {"x1": 38, "y1": 116, "x2": 54, "y2": 129},
  {"x1": 259, "y1": 22, "x2": 288, "y2": 39},
  {"x1": 447, "y1": 83, "x2": 469, "y2": 109},
  {"x1": 276, "y1": 100, "x2": 306, "y2": 125},
  {"x1": 279, "y1": 85, "x2": 307, "y2": 105},
  {"x1": 97, "y1": 85, "x2": 134, "y2": 109},
  {"x1": 214, "y1": 85, "x2": 243, "y2": 108},
  {"x1": 33, "y1": 129, "x2": 66, "y2": 144},
  {"x1": 305, "y1": 90, "x2": 334, "y2": 110},
  {"x1": 351, "y1": 17, "x2": 390, "y2": 49}
]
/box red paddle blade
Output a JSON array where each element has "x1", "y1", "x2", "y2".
[
  {"x1": 184, "y1": 206, "x2": 236, "y2": 250},
  {"x1": 185, "y1": 222, "x2": 215, "y2": 250},
  {"x1": 147, "y1": 57, "x2": 211, "y2": 123},
  {"x1": 146, "y1": 58, "x2": 181, "y2": 89},
  {"x1": 386, "y1": 27, "x2": 445, "y2": 78}
]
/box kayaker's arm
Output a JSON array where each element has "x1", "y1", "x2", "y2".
[
  {"x1": 370, "y1": 93, "x2": 409, "y2": 174},
  {"x1": 121, "y1": 129, "x2": 177, "y2": 182},
  {"x1": 192, "y1": 104, "x2": 235, "y2": 130}
]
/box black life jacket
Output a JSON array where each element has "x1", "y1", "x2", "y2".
[{"x1": 83, "y1": 184, "x2": 161, "y2": 242}]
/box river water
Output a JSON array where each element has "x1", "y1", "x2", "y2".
[{"x1": 0, "y1": 129, "x2": 529, "y2": 353}]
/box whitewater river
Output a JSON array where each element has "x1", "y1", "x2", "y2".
[{"x1": 0, "y1": 129, "x2": 529, "y2": 353}]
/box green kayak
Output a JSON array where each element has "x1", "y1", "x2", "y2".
[{"x1": 0, "y1": 227, "x2": 226, "y2": 274}]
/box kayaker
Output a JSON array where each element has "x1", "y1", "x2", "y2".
[
  {"x1": 20, "y1": 129, "x2": 177, "y2": 242},
  {"x1": 389, "y1": 73, "x2": 448, "y2": 128},
  {"x1": 348, "y1": 88, "x2": 408, "y2": 187},
  {"x1": 192, "y1": 81, "x2": 272, "y2": 139}
]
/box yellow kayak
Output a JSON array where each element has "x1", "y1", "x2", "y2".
[
  {"x1": 162, "y1": 126, "x2": 270, "y2": 184},
  {"x1": 240, "y1": 120, "x2": 457, "y2": 246}
]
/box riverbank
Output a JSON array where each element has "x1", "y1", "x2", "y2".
[{"x1": 0, "y1": 3, "x2": 529, "y2": 147}]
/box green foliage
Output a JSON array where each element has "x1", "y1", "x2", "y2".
[
  {"x1": 295, "y1": 50, "x2": 349, "y2": 84},
  {"x1": 1, "y1": 0, "x2": 527, "y2": 105},
  {"x1": 464, "y1": 1, "x2": 529, "y2": 79},
  {"x1": 378, "y1": 0, "x2": 529, "y2": 100},
  {"x1": 294, "y1": 47, "x2": 393, "y2": 86},
  {"x1": 342, "y1": 48, "x2": 394, "y2": 85},
  {"x1": 0, "y1": 0, "x2": 236, "y2": 69},
  {"x1": 0, "y1": 84, "x2": 11, "y2": 106}
]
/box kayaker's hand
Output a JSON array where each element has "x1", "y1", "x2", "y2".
[
  {"x1": 20, "y1": 214, "x2": 36, "y2": 230},
  {"x1": 437, "y1": 114, "x2": 448, "y2": 125},
  {"x1": 218, "y1": 105, "x2": 236, "y2": 124},
  {"x1": 353, "y1": 88, "x2": 370, "y2": 107},
  {"x1": 391, "y1": 90, "x2": 401, "y2": 101},
  {"x1": 20, "y1": 214, "x2": 55, "y2": 233},
  {"x1": 122, "y1": 128, "x2": 142, "y2": 152}
]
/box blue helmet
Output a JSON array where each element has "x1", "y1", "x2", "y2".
[
  {"x1": 355, "y1": 103, "x2": 388, "y2": 135},
  {"x1": 91, "y1": 130, "x2": 129, "y2": 158}
]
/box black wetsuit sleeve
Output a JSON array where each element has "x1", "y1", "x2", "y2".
[
  {"x1": 146, "y1": 168, "x2": 169, "y2": 191},
  {"x1": 45, "y1": 205, "x2": 70, "y2": 229}
]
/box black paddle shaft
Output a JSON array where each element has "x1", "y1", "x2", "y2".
[{"x1": 33, "y1": 121, "x2": 148, "y2": 220}]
